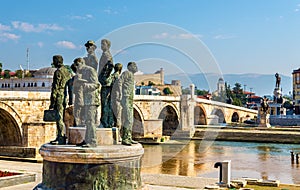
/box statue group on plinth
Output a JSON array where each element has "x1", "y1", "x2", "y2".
[{"x1": 48, "y1": 39, "x2": 139, "y2": 146}]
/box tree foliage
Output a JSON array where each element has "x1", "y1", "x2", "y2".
[
  {"x1": 148, "y1": 81, "x2": 155, "y2": 86},
  {"x1": 196, "y1": 89, "x2": 209, "y2": 96},
  {"x1": 0, "y1": 62, "x2": 2, "y2": 78},
  {"x1": 4, "y1": 70, "x2": 11, "y2": 79},
  {"x1": 163, "y1": 87, "x2": 173, "y2": 95}
]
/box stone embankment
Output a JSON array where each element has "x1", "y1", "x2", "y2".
[{"x1": 193, "y1": 126, "x2": 300, "y2": 144}]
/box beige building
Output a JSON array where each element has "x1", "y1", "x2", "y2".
[
  {"x1": 134, "y1": 68, "x2": 164, "y2": 86},
  {"x1": 293, "y1": 68, "x2": 300, "y2": 114}
]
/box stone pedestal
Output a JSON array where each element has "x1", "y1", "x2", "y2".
[
  {"x1": 258, "y1": 113, "x2": 271, "y2": 128},
  {"x1": 68, "y1": 127, "x2": 120, "y2": 145},
  {"x1": 35, "y1": 143, "x2": 144, "y2": 190}
]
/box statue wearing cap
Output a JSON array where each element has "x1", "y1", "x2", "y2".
[{"x1": 84, "y1": 40, "x2": 98, "y2": 71}]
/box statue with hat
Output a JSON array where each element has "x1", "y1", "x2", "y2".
[
  {"x1": 84, "y1": 40, "x2": 98, "y2": 71},
  {"x1": 49, "y1": 55, "x2": 72, "y2": 145},
  {"x1": 98, "y1": 39, "x2": 113, "y2": 76}
]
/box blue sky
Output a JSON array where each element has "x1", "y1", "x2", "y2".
[{"x1": 1, "y1": 0, "x2": 300, "y2": 78}]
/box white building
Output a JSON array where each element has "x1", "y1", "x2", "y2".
[{"x1": 0, "y1": 67, "x2": 55, "y2": 92}]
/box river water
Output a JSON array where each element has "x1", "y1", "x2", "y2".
[{"x1": 141, "y1": 140, "x2": 300, "y2": 184}]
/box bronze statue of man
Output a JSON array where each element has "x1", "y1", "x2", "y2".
[
  {"x1": 49, "y1": 55, "x2": 71, "y2": 145},
  {"x1": 83, "y1": 40, "x2": 98, "y2": 71},
  {"x1": 111, "y1": 63, "x2": 123, "y2": 130},
  {"x1": 74, "y1": 58, "x2": 101, "y2": 147},
  {"x1": 70, "y1": 63, "x2": 85, "y2": 126},
  {"x1": 98, "y1": 39, "x2": 113, "y2": 76},
  {"x1": 117, "y1": 62, "x2": 138, "y2": 146},
  {"x1": 275, "y1": 73, "x2": 281, "y2": 88},
  {"x1": 98, "y1": 61, "x2": 114, "y2": 128}
]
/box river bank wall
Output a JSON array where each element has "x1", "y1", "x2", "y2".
[{"x1": 193, "y1": 126, "x2": 300, "y2": 144}]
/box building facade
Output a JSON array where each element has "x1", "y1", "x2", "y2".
[
  {"x1": 293, "y1": 68, "x2": 300, "y2": 114},
  {"x1": 0, "y1": 67, "x2": 55, "y2": 92}
]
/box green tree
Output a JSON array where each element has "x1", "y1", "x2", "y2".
[
  {"x1": 232, "y1": 97, "x2": 243, "y2": 106},
  {"x1": 163, "y1": 87, "x2": 173, "y2": 95},
  {"x1": 283, "y1": 101, "x2": 293, "y2": 110},
  {"x1": 196, "y1": 89, "x2": 209, "y2": 96},
  {"x1": 0, "y1": 62, "x2": 2, "y2": 78},
  {"x1": 148, "y1": 81, "x2": 155, "y2": 86},
  {"x1": 4, "y1": 70, "x2": 11, "y2": 79},
  {"x1": 232, "y1": 83, "x2": 247, "y2": 105},
  {"x1": 15, "y1": 70, "x2": 23, "y2": 78}
]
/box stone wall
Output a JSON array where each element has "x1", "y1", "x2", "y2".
[{"x1": 270, "y1": 117, "x2": 300, "y2": 126}]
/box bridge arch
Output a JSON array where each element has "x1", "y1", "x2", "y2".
[
  {"x1": 231, "y1": 112, "x2": 239, "y2": 122},
  {"x1": 194, "y1": 105, "x2": 207, "y2": 125},
  {"x1": 0, "y1": 102, "x2": 23, "y2": 146},
  {"x1": 133, "y1": 104, "x2": 145, "y2": 138},
  {"x1": 158, "y1": 104, "x2": 179, "y2": 136},
  {"x1": 212, "y1": 108, "x2": 226, "y2": 123}
]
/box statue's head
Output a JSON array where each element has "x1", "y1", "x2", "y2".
[
  {"x1": 114, "y1": 63, "x2": 123, "y2": 73},
  {"x1": 101, "y1": 39, "x2": 111, "y2": 51},
  {"x1": 73, "y1": 57, "x2": 85, "y2": 70},
  {"x1": 127, "y1": 62, "x2": 138, "y2": 74},
  {"x1": 85, "y1": 40, "x2": 97, "y2": 53},
  {"x1": 52, "y1": 55, "x2": 63, "y2": 68}
]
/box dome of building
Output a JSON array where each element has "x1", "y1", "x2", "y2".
[{"x1": 33, "y1": 67, "x2": 56, "y2": 78}]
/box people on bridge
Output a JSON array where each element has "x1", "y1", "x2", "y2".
[{"x1": 49, "y1": 55, "x2": 71, "y2": 145}]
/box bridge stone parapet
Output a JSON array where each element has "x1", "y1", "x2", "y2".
[
  {"x1": 195, "y1": 97, "x2": 258, "y2": 124},
  {"x1": 0, "y1": 90, "x2": 259, "y2": 159},
  {"x1": 0, "y1": 91, "x2": 55, "y2": 160}
]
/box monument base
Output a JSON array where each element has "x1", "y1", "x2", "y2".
[
  {"x1": 68, "y1": 127, "x2": 120, "y2": 145},
  {"x1": 258, "y1": 113, "x2": 271, "y2": 128},
  {"x1": 35, "y1": 143, "x2": 144, "y2": 190}
]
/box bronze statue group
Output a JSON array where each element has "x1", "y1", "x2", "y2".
[{"x1": 49, "y1": 39, "x2": 138, "y2": 147}]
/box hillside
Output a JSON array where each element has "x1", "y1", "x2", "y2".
[{"x1": 165, "y1": 73, "x2": 292, "y2": 96}]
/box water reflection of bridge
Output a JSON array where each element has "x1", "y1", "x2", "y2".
[{"x1": 0, "y1": 91, "x2": 257, "y2": 158}]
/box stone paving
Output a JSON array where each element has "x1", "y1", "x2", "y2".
[{"x1": 0, "y1": 160, "x2": 218, "y2": 190}]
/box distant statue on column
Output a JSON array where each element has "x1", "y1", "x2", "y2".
[{"x1": 275, "y1": 73, "x2": 281, "y2": 89}]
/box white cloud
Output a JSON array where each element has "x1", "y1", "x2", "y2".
[
  {"x1": 37, "y1": 42, "x2": 44, "y2": 48},
  {"x1": 12, "y1": 21, "x2": 64, "y2": 32},
  {"x1": 70, "y1": 14, "x2": 93, "y2": 20},
  {"x1": 295, "y1": 8, "x2": 299, "y2": 12},
  {"x1": 104, "y1": 8, "x2": 118, "y2": 14},
  {"x1": 55, "y1": 41, "x2": 77, "y2": 49},
  {"x1": 134, "y1": 71, "x2": 144, "y2": 75},
  {"x1": 214, "y1": 34, "x2": 236, "y2": 40},
  {"x1": 0, "y1": 32, "x2": 20, "y2": 41},
  {"x1": 153, "y1": 32, "x2": 170, "y2": 39},
  {"x1": 0, "y1": 23, "x2": 11, "y2": 31}
]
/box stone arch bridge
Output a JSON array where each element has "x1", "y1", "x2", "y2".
[{"x1": 0, "y1": 91, "x2": 257, "y2": 158}]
